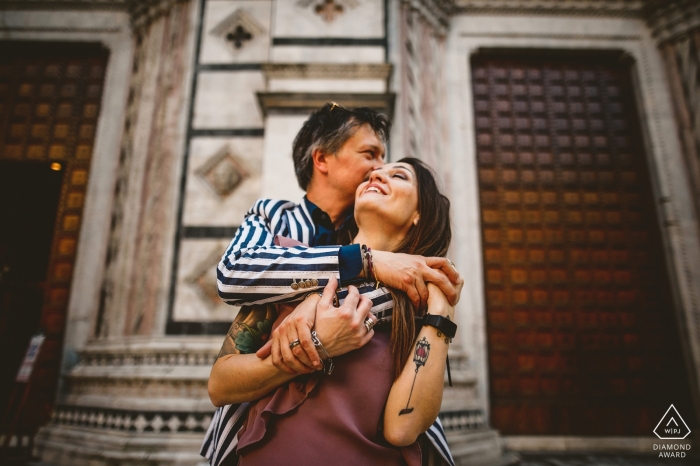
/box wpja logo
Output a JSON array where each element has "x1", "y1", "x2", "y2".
[{"x1": 653, "y1": 404, "x2": 691, "y2": 458}]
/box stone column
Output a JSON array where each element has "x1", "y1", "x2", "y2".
[
  {"x1": 34, "y1": 2, "x2": 219, "y2": 465},
  {"x1": 391, "y1": 2, "x2": 512, "y2": 464}
]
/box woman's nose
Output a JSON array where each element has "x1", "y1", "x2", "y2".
[{"x1": 369, "y1": 169, "x2": 388, "y2": 183}]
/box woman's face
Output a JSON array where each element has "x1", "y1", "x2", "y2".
[{"x1": 354, "y1": 162, "x2": 419, "y2": 234}]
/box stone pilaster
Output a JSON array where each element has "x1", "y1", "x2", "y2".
[{"x1": 96, "y1": 0, "x2": 195, "y2": 340}]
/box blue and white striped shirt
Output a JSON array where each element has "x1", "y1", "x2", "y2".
[{"x1": 202, "y1": 198, "x2": 454, "y2": 466}]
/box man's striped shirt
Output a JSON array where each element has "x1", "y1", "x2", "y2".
[{"x1": 202, "y1": 198, "x2": 454, "y2": 466}]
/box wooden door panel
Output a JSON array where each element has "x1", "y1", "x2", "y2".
[
  {"x1": 472, "y1": 53, "x2": 696, "y2": 435},
  {"x1": 0, "y1": 41, "x2": 108, "y2": 436}
]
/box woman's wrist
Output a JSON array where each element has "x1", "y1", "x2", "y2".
[{"x1": 426, "y1": 304, "x2": 453, "y2": 320}]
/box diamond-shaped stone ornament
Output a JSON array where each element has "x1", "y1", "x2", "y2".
[
  {"x1": 186, "y1": 246, "x2": 227, "y2": 309},
  {"x1": 210, "y1": 9, "x2": 265, "y2": 55},
  {"x1": 195, "y1": 145, "x2": 249, "y2": 199}
]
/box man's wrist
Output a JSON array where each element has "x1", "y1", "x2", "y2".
[{"x1": 338, "y1": 244, "x2": 364, "y2": 286}]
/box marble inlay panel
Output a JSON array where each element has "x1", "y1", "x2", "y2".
[
  {"x1": 270, "y1": 45, "x2": 385, "y2": 63},
  {"x1": 268, "y1": 78, "x2": 386, "y2": 92},
  {"x1": 200, "y1": 0, "x2": 272, "y2": 64},
  {"x1": 274, "y1": 0, "x2": 383, "y2": 37},
  {"x1": 193, "y1": 71, "x2": 264, "y2": 128},
  {"x1": 173, "y1": 239, "x2": 240, "y2": 322},
  {"x1": 183, "y1": 138, "x2": 262, "y2": 226}
]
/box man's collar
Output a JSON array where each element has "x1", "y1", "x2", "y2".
[{"x1": 304, "y1": 196, "x2": 352, "y2": 229}]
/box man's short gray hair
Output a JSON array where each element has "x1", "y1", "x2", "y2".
[{"x1": 292, "y1": 103, "x2": 392, "y2": 190}]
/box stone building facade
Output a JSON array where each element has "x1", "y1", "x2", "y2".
[{"x1": 0, "y1": 0, "x2": 699, "y2": 465}]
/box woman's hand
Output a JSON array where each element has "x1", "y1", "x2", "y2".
[{"x1": 313, "y1": 276, "x2": 376, "y2": 358}]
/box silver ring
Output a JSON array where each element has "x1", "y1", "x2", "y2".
[
  {"x1": 364, "y1": 316, "x2": 375, "y2": 333},
  {"x1": 289, "y1": 339, "x2": 301, "y2": 350}
]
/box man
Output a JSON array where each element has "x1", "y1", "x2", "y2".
[{"x1": 201, "y1": 103, "x2": 462, "y2": 466}]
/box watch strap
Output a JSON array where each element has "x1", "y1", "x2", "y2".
[{"x1": 421, "y1": 313, "x2": 457, "y2": 339}]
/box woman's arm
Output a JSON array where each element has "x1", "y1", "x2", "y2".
[
  {"x1": 383, "y1": 283, "x2": 454, "y2": 446},
  {"x1": 208, "y1": 303, "x2": 298, "y2": 406}
]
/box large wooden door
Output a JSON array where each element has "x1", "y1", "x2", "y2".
[
  {"x1": 473, "y1": 52, "x2": 696, "y2": 435},
  {"x1": 0, "y1": 42, "x2": 108, "y2": 445}
]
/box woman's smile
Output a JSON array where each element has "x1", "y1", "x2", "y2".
[{"x1": 363, "y1": 183, "x2": 387, "y2": 195}]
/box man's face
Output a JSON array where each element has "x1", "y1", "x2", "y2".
[{"x1": 326, "y1": 123, "x2": 385, "y2": 206}]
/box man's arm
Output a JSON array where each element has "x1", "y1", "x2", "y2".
[
  {"x1": 217, "y1": 199, "x2": 343, "y2": 306},
  {"x1": 216, "y1": 304, "x2": 277, "y2": 360},
  {"x1": 209, "y1": 303, "x2": 303, "y2": 406}
]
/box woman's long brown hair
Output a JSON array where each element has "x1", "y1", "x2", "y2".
[{"x1": 387, "y1": 158, "x2": 452, "y2": 378}]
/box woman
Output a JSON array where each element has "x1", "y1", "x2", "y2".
[{"x1": 208, "y1": 158, "x2": 457, "y2": 466}]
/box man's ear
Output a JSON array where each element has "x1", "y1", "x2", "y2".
[{"x1": 312, "y1": 147, "x2": 330, "y2": 175}]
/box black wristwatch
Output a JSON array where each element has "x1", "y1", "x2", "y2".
[{"x1": 420, "y1": 313, "x2": 457, "y2": 339}]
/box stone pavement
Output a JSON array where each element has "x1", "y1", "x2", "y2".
[{"x1": 516, "y1": 453, "x2": 700, "y2": 466}]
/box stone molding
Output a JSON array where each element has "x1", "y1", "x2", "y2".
[
  {"x1": 645, "y1": 0, "x2": 700, "y2": 43},
  {"x1": 256, "y1": 91, "x2": 396, "y2": 118},
  {"x1": 0, "y1": 0, "x2": 126, "y2": 10},
  {"x1": 34, "y1": 424, "x2": 206, "y2": 466},
  {"x1": 453, "y1": 0, "x2": 645, "y2": 17},
  {"x1": 0, "y1": 0, "x2": 189, "y2": 32},
  {"x1": 261, "y1": 63, "x2": 393, "y2": 80},
  {"x1": 76, "y1": 337, "x2": 219, "y2": 366}
]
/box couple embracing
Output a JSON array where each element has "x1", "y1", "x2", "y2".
[{"x1": 201, "y1": 103, "x2": 464, "y2": 466}]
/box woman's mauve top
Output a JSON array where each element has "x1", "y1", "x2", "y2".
[{"x1": 235, "y1": 330, "x2": 421, "y2": 466}]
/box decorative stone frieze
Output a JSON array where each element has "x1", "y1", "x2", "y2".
[
  {"x1": 440, "y1": 409, "x2": 487, "y2": 431},
  {"x1": 51, "y1": 406, "x2": 212, "y2": 434}
]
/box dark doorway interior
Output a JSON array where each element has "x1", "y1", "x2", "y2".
[{"x1": 0, "y1": 161, "x2": 63, "y2": 423}]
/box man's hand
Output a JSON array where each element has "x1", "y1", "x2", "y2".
[
  {"x1": 256, "y1": 294, "x2": 321, "y2": 375},
  {"x1": 256, "y1": 276, "x2": 376, "y2": 374},
  {"x1": 371, "y1": 251, "x2": 463, "y2": 310},
  {"x1": 313, "y1": 277, "x2": 375, "y2": 358}
]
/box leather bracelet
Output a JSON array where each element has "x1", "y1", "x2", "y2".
[{"x1": 310, "y1": 330, "x2": 334, "y2": 375}]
